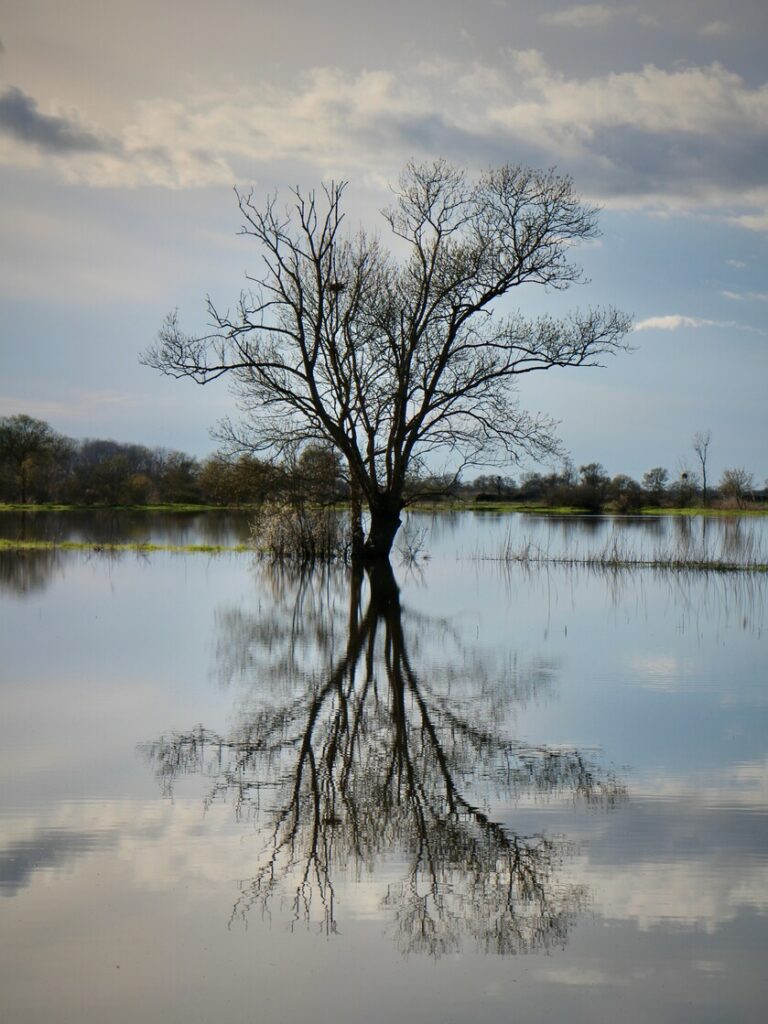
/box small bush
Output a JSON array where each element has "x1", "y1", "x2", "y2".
[{"x1": 251, "y1": 499, "x2": 351, "y2": 562}]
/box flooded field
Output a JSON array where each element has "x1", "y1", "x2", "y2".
[{"x1": 1, "y1": 512, "x2": 766, "y2": 1023}]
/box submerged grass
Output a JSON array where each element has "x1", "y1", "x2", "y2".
[
  {"x1": 475, "y1": 532, "x2": 768, "y2": 573},
  {"x1": 0, "y1": 538, "x2": 251, "y2": 554},
  {"x1": 410, "y1": 500, "x2": 768, "y2": 517},
  {"x1": 0, "y1": 502, "x2": 251, "y2": 513}
]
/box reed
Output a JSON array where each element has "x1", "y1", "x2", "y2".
[{"x1": 475, "y1": 531, "x2": 768, "y2": 573}]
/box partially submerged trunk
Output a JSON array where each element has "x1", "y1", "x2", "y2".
[
  {"x1": 349, "y1": 478, "x2": 366, "y2": 562},
  {"x1": 361, "y1": 494, "x2": 404, "y2": 562},
  {"x1": 365, "y1": 556, "x2": 401, "y2": 615}
]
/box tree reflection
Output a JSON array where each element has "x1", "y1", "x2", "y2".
[
  {"x1": 144, "y1": 562, "x2": 624, "y2": 956},
  {"x1": 0, "y1": 548, "x2": 63, "y2": 594}
]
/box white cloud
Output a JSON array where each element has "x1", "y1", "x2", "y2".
[
  {"x1": 699, "y1": 20, "x2": 733, "y2": 37},
  {"x1": 634, "y1": 314, "x2": 765, "y2": 334},
  {"x1": 0, "y1": 392, "x2": 144, "y2": 423},
  {"x1": 728, "y1": 211, "x2": 768, "y2": 232},
  {"x1": 726, "y1": 259, "x2": 747, "y2": 268},
  {"x1": 721, "y1": 289, "x2": 768, "y2": 302},
  {"x1": 634, "y1": 315, "x2": 717, "y2": 331},
  {"x1": 492, "y1": 55, "x2": 766, "y2": 143}
]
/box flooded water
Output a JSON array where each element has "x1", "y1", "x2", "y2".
[{"x1": 1, "y1": 512, "x2": 766, "y2": 1023}]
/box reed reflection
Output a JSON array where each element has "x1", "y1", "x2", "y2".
[{"x1": 145, "y1": 562, "x2": 624, "y2": 957}]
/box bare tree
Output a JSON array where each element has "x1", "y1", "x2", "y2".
[
  {"x1": 642, "y1": 466, "x2": 668, "y2": 504},
  {"x1": 692, "y1": 429, "x2": 712, "y2": 506},
  {"x1": 144, "y1": 160, "x2": 631, "y2": 559},
  {"x1": 719, "y1": 467, "x2": 754, "y2": 508}
]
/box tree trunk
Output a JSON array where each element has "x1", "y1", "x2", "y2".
[
  {"x1": 349, "y1": 477, "x2": 366, "y2": 562},
  {"x1": 19, "y1": 458, "x2": 29, "y2": 505},
  {"x1": 362, "y1": 495, "x2": 403, "y2": 561}
]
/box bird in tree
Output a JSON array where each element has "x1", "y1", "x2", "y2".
[{"x1": 144, "y1": 160, "x2": 631, "y2": 560}]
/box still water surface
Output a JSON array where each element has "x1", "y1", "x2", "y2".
[{"x1": 1, "y1": 513, "x2": 766, "y2": 1023}]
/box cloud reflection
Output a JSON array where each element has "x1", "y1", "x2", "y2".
[{"x1": 0, "y1": 828, "x2": 116, "y2": 896}]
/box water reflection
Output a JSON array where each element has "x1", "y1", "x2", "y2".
[
  {"x1": 0, "y1": 829, "x2": 117, "y2": 896},
  {"x1": 0, "y1": 548, "x2": 63, "y2": 595},
  {"x1": 0, "y1": 508, "x2": 254, "y2": 546},
  {"x1": 145, "y1": 562, "x2": 624, "y2": 956}
]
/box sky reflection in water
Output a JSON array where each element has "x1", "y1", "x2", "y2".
[{"x1": 0, "y1": 513, "x2": 766, "y2": 1023}]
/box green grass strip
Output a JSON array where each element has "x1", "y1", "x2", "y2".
[
  {"x1": 0, "y1": 503, "x2": 253, "y2": 513},
  {"x1": 0, "y1": 539, "x2": 251, "y2": 554}
]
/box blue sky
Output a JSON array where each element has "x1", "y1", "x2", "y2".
[{"x1": 1, "y1": 0, "x2": 766, "y2": 483}]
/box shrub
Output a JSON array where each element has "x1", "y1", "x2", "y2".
[{"x1": 251, "y1": 499, "x2": 351, "y2": 562}]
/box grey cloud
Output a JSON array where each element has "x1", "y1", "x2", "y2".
[
  {"x1": 586, "y1": 123, "x2": 768, "y2": 201},
  {"x1": 0, "y1": 85, "x2": 227, "y2": 187},
  {"x1": 345, "y1": 103, "x2": 768, "y2": 218},
  {"x1": 0, "y1": 85, "x2": 114, "y2": 153},
  {"x1": 332, "y1": 104, "x2": 560, "y2": 182},
  {"x1": 363, "y1": 110, "x2": 540, "y2": 168},
  {"x1": 540, "y1": 5, "x2": 637, "y2": 29}
]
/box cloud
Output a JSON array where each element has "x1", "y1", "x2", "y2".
[
  {"x1": 634, "y1": 314, "x2": 766, "y2": 334},
  {"x1": 0, "y1": 85, "x2": 111, "y2": 153},
  {"x1": 1, "y1": 53, "x2": 767, "y2": 230},
  {"x1": 727, "y1": 211, "x2": 768, "y2": 232},
  {"x1": 0, "y1": 392, "x2": 145, "y2": 425},
  {"x1": 699, "y1": 20, "x2": 732, "y2": 37},
  {"x1": 634, "y1": 315, "x2": 717, "y2": 331},
  {"x1": 726, "y1": 259, "x2": 747, "y2": 268},
  {"x1": 540, "y1": 5, "x2": 655, "y2": 29},
  {"x1": 721, "y1": 289, "x2": 768, "y2": 302},
  {"x1": 0, "y1": 84, "x2": 231, "y2": 187},
  {"x1": 541, "y1": 4, "x2": 624, "y2": 27}
]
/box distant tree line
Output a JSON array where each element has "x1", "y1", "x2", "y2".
[
  {"x1": 0, "y1": 414, "x2": 764, "y2": 511},
  {"x1": 0, "y1": 414, "x2": 342, "y2": 507},
  {"x1": 447, "y1": 461, "x2": 764, "y2": 511}
]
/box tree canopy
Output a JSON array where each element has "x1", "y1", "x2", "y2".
[
  {"x1": 145, "y1": 160, "x2": 632, "y2": 558},
  {"x1": 0, "y1": 414, "x2": 71, "y2": 504}
]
